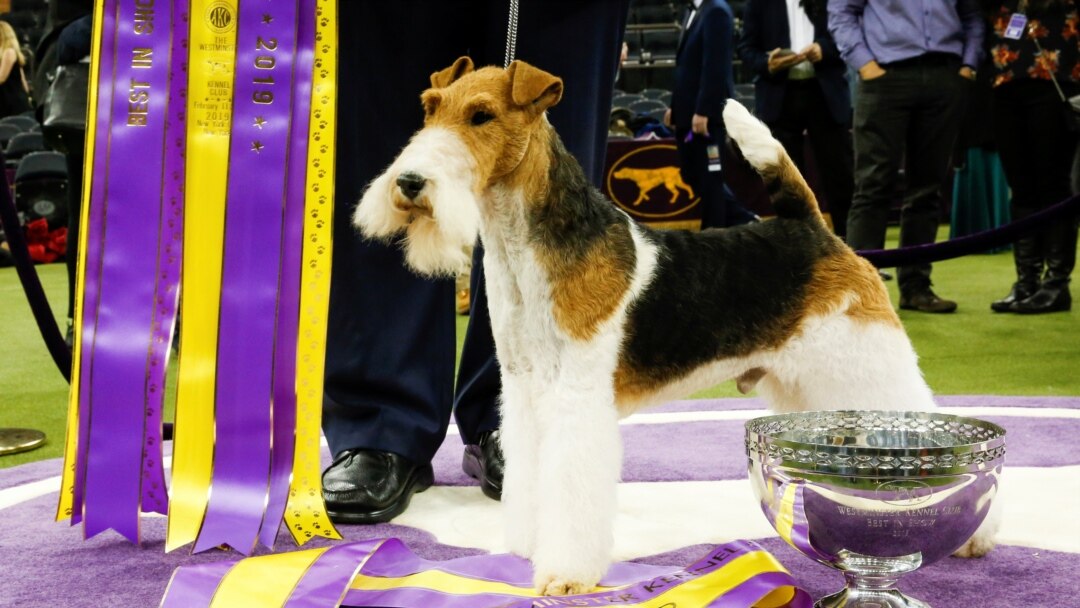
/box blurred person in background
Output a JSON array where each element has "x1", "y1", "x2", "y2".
[
  {"x1": 666, "y1": 0, "x2": 758, "y2": 228},
  {"x1": 738, "y1": 0, "x2": 853, "y2": 240},
  {"x1": 0, "y1": 21, "x2": 31, "y2": 119},
  {"x1": 984, "y1": 0, "x2": 1079, "y2": 313},
  {"x1": 829, "y1": 0, "x2": 985, "y2": 313}
]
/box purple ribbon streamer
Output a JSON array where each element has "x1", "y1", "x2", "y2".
[
  {"x1": 82, "y1": 0, "x2": 173, "y2": 542},
  {"x1": 261, "y1": 0, "x2": 318, "y2": 550},
  {"x1": 139, "y1": 0, "x2": 189, "y2": 518},
  {"x1": 194, "y1": 0, "x2": 301, "y2": 554},
  {"x1": 69, "y1": 0, "x2": 120, "y2": 528}
]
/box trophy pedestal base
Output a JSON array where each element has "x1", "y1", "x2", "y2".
[
  {"x1": 816, "y1": 586, "x2": 930, "y2": 608},
  {"x1": 0, "y1": 428, "x2": 46, "y2": 456}
]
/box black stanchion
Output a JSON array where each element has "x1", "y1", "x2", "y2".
[
  {"x1": 855, "y1": 194, "x2": 1080, "y2": 268},
  {"x1": 0, "y1": 150, "x2": 71, "y2": 381},
  {"x1": 0, "y1": 150, "x2": 68, "y2": 456}
]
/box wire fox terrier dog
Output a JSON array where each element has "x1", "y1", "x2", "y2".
[{"x1": 353, "y1": 57, "x2": 996, "y2": 595}]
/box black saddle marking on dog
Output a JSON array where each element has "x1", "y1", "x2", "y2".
[{"x1": 620, "y1": 219, "x2": 837, "y2": 384}]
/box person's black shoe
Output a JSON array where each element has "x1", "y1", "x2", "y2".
[
  {"x1": 322, "y1": 449, "x2": 433, "y2": 524},
  {"x1": 899, "y1": 288, "x2": 957, "y2": 313},
  {"x1": 463, "y1": 429, "x2": 503, "y2": 501},
  {"x1": 990, "y1": 282, "x2": 1037, "y2": 313},
  {"x1": 878, "y1": 269, "x2": 893, "y2": 281},
  {"x1": 1013, "y1": 285, "x2": 1071, "y2": 314}
]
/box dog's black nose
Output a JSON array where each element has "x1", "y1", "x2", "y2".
[{"x1": 396, "y1": 172, "x2": 427, "y2": 200}]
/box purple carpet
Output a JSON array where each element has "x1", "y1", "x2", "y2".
[{"x1": 1, "y1": 396, "x2": 1076, "y2": 607}]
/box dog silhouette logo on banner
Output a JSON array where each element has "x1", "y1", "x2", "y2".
[{"x1": 604, "y1": 141, "x2": 701, "y2": 229}]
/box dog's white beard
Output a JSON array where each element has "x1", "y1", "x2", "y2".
[{"x1": 353, "y1": 127, "x2": 481, "y2": 277}]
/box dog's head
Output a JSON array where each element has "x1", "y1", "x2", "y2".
[{"x1": 353, "y1": 57, "x2": 563, "y2": 277}]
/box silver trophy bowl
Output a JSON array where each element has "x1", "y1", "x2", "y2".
[{"x1": 745, "y1": 411, "x2": 1005, "y2": 608}]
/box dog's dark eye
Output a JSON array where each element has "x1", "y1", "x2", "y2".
[{"x1": 471, "y1": 110, "x2": 495, "y2": 126}]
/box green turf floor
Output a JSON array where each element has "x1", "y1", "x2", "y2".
[{"x1": 2, "y1": 227, "x2": 1078, "y2": 469}]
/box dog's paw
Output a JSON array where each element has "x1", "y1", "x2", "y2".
[
  {"x1": 953, "y1": 533, "x2": 996, "y2": 558},
  {"x1": 535, "y1": 574, "x2": 596, "y2": 597}
]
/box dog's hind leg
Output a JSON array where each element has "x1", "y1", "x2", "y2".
[
  {"x1": 500, "y1": 373, "x2": 539, "y2": 559},
  {"x1": 530, "y1": 358, "x2": 622, "y2": 595}
]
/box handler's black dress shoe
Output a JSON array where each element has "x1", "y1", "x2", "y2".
[
  {"x1": 463, "y1": 430, "x2": 503, "y2": 501},
  {"x1": 322, "y1": 449, "x2": 433, "y2": 524}
]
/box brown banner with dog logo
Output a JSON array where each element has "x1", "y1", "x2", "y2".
[{"x1": 603, "y1": 139, "x2": 703, "y2": 230}]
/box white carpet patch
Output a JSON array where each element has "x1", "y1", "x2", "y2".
[
  {"x1": 8, "y1": 467, "x2": 1073, "y2": 557},
  {"x1": 392, "y1": 468, "x2": 1080, "y2": 558}
]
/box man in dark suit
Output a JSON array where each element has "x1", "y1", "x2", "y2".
[
  {"x1": 737, "y1": 0, "x2": 852, "y2": 239},
  {"x1": 322, "y1": 0, "x2": 629, "y2": 524},
  {"x1": 666, "y1": 0, "x2": 750, "y2": 229}
]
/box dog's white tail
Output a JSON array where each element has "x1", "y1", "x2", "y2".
[{"x1": 723, "y1": 99, "x2": 823, "y2": 223}]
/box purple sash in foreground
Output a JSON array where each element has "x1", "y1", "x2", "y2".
[
  {"x1": 81, "y1": 0, "x2": 177, "y2": 542},
  {"x1": 162, "y1": 538, "x2": 812, "y2": 608},
  {"x1": 194, "y1": 0, "x2": 302, "y2": 554}
]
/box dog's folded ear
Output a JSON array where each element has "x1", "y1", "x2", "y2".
[
  {"x1": 430, "y1": 56, "x2": 475, "y2": 88},
  {"x1": 507, "y1": 60, "x2": 563, "y2": 113}
]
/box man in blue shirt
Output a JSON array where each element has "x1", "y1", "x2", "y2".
[{"x1": 828, "y1": 0, "x2": 985, "y2": 312}]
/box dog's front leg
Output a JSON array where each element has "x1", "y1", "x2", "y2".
[
  {"x1": 500, "y1": 372, "x2": 538, "y2": 558},
  {"x1": 530, "y1": 375, "x2": 621, "y2": 596}
]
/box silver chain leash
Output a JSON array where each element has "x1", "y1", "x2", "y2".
[{"x1": 504, "y1": 0, "x2": 520, "y2": 67}]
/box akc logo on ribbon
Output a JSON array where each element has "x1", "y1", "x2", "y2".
[
  {"x1": 604, "y1": 141, "x2": 700, "y2": 228},
  {"x1": 206, "y1": 1, "x2": 235, "y2": 33}
]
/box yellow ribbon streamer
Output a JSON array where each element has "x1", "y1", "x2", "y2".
[
  {"x1": 209, "y1": 547, "x2": 330, "y2": 607},
  {"x1": 285, "y1": 0, "x2": 341, "y2": 545},
  {"x1": 56, "y1": 0, "x2": 107, "y2": 523},
  {"x1": 166, "y1": 0, "x2": 237, "y2": 552}
]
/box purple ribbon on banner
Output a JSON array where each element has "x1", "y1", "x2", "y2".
[
  {"x1": 194, "y1": 0, "x2": 301, "y2": 553},
  {"x1": 262, "y1": 0, "x2": 318, "y2": 550},
  {"x1": 82, "y1": 0, "x2": 174, "y2": 541}
]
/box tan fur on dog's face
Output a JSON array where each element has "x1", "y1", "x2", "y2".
[{"x1": 420, "y1": 57, "x2": 563, "y2": 192}]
